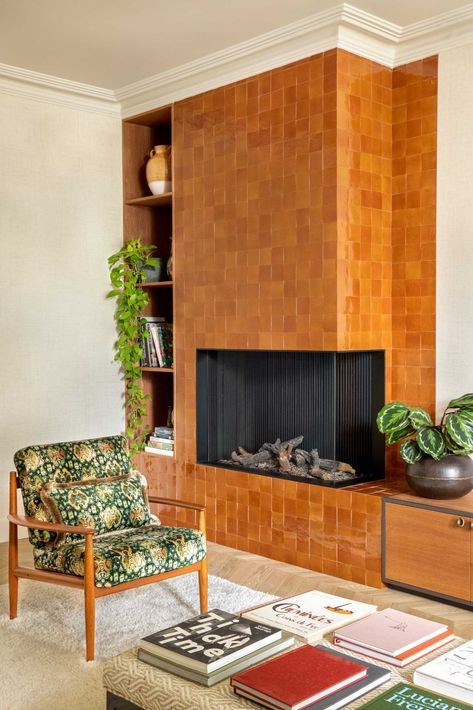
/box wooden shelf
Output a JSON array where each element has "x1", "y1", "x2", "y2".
[
  {"x1": 144, "y1": 450, "x2": 175, "y2": 459},
  {"x1": 141, "y1": 367, "x2": 174, "y2": 373},
  {"x1": 139, "y1": 281, "x2": 173, "y2": 288},
  {"x1": 126, "y1": 193, "x2": 172, "y2": 207}
]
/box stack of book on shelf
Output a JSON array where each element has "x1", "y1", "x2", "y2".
[
  {"x1": 333, "y1": 608, "x2": 454, "y2": 667},
  {"x1": 413, "y1": 639, "x2": 473, "y2": 704},
  {"x1": 137, "y1": 608, "x2": 294, "y2": 687},
  {"x1": 241, "y1": 590, "x2": 377, "y2": 643},
  {"x1": 141, "y1": 316, "x2": 173, "y2": 368},
  {"x1": 358, "y1": 682, "x2": 473, "y2": 710},
  {"x1": 231, "y1": 645, "x2": 391, "y2": 710},
  {"x1": 145, "y1": 426, "x2": 174, "y2": 456}
]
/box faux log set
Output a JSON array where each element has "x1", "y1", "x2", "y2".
[{"x1": 220, "y1": 436, "x2": 357, "y2": 482}]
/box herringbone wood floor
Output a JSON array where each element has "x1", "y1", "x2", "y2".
[{"x1": 1, "y1": 538, "x2": 472, "y2": 638}]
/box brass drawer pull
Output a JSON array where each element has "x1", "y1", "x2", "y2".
[{"x1": 456, "y1": 517, "x2": 465, "y2": 527}]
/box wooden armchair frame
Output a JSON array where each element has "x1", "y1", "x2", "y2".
[{"x1": 8, "y1": 471, "x2": 208, "y2": 661}]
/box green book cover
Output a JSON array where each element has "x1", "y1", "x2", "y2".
[{"x1": 359, "y1": 682, "x2": 473, "y2": 710}]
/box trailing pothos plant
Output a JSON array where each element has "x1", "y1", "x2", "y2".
[
  {"x1": 377, "y1": 394, "x2": 473, "y2": 464},
  {"x1": 107, "y1": 238, "x2": 157, "y2": 456}
]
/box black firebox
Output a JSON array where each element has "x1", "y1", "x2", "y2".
[{"x1": 196, "y1": 349, "x2": 385, "y2": 487}]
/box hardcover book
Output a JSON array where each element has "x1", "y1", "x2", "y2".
[
  {"x1": 138, "y1": 608, "x2": 282, "y2": 673},
  {"x1": 358, "y1": 682, "x2": 473, "y2": 710},
  {"x1": 414, "y1": 639, "x2": 473, "y2": 704},
  {"x1": 233, "y1": 646, "x2": 390, "y2": 710},
  {"x1": 231, "y1": 645, "x2": 367, "y2": 710},
  {"x1": 334, "y1": 629, "x2": 454, "y2": 667},
  {"x1": 137, "y1": 635, "x2": 295, "y2": 686},
  {"x1": 241, "y1": 591, "x2": 376, "y2": 642},
  {"x1": 334, "y1": 608, "x2": 449, "y2": 656}
]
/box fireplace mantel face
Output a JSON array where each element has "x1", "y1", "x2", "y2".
[{"x1": 196, "y1": 349, "x2": 385, "y2": 487}]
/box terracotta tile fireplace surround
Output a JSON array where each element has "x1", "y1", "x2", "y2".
[{"x1": 138, "y1": 49, "x2": 437, "y2": 588}]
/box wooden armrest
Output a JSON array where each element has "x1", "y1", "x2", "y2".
[
  {"x1": 8, "y1": 513, "x2": 95, "y2": 536},
  {"x1": 148, "y1": 496, "x2": 206, "y2": 512}
]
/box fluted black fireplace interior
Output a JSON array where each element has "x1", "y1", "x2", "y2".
[{"x1": 196, "y1": 349, "x2": 385, "y2": 487}]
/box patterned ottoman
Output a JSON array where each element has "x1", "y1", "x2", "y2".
[{"x1": 103, "y1": 638, "x2": 464, "y2": 710}]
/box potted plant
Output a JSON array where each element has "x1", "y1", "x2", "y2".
[
  {"x1": 107, "y1": 238, "x2": 158, "y2": 456},
  {"x1": 377, "y1": 394, "x2": 473, "y2": 499}
]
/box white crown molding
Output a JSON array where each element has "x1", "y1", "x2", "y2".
[
  {"x1": 3, "y1": 3, "x2": 473, "y2": 117},
  {"x1": 0, "y1": 62, "x2": 120, "y2": 117}
]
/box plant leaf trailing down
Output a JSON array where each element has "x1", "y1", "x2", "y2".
[
  {"x1": 107, "y1": 238, "x2": 158, "y2": 457},
  {"x1": 377, "y1": 396, "x2": 473, "y2": 464}
]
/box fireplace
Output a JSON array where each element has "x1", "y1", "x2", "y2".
[{"x1": 196, "y1": 349, "x2": 385, "y2": 488}]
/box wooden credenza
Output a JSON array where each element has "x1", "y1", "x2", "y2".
[{"x1": 383, "y1": 492, "x2": 473, "y2": 608}]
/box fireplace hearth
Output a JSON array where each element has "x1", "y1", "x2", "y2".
[{"x1": 196, "y1": 349, "x2": 385, "y2": 488}]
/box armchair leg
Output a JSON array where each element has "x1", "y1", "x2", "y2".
[
  {"x1": 198, "y1": 557, "x2": 208, "y2": 614},
  {"x1": 8, "y1": 521, "x2": 18, "y2": 619},
  {"x1": 84, "y1": 534, "x2": 96, "y2": 661}
]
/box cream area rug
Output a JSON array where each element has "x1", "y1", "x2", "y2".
[{"x1": 0, "y1": 573, "x2": 274, "y2": 710}]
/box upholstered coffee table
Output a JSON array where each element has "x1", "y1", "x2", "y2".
[{"x1": 103, "y1": 637, "x2": 463, "y2": 710}]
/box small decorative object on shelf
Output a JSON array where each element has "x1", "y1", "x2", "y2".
[
  {"x1": 141, "y1": 256, "x2": 163, "y2": 283},
  {"x1": 166, "y1": 406, "x2": 174, "y2": 428},
  {"x1": 166, "y1": 238, "x2": 173, "y2": 280},
  {"x1": 377, "y1": 393, "x2": 473, "y2": 499},
  {"x1": 146, "y1": 145, "x2": 171, "y2": 195}
]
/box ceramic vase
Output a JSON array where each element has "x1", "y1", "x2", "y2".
[
  {"x1": 146, "y1": 145, "x2": 171, "y2": 195},
  {"x1": 406, "y1": 455, "x2": 473, "y2": 499}
]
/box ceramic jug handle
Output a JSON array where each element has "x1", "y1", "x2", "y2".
[{"x1": 150, "y1": 148, "x2": 156, "y2": 157}]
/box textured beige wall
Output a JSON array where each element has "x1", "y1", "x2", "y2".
[
  {"x1": 437, "y1": 46, "x2": 473, "y2": 417},
  {"x1": 0, "y1": 93, "x2": 124, "y2": 541}
]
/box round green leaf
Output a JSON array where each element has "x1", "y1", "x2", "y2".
[
  {"x1": 447, "y1": 393, "x2": 473, "y2": 409},
  {"x1": 444, "y1": 431, "x2": 473, "y2": 455},
  {"x1": 416, "y1": 427, "x2": 446, "y2": 460},
  {"x1": 376, "y1": 402, "x2": 411, "y2": 434},
  {"x1": 408, "y1": 407, "x2": 433, "y2": 430},
  {"x1": 386, "y1": 426, "x2": 415, "y2": 445},
  {"x1": 445, "y1": 412, "x2": 473, "y2": 450},
  {"x1": 400, "y1": 440, "x2": 423, "y2": 464}
]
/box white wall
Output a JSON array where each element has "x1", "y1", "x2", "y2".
[
  {"x1": 437, "y1": 45, "x2": 473, "y2": 417},
  {"x1": 0, "y1": 93, "x2": 124, "y2": 541}
]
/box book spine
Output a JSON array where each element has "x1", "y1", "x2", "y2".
[
  {"x1": 150, "y1": 324, "x2": 164, "y2": 367},
  {"x1": 146, "y1": 324, "x2": 158, "y2": 367},
  {"x1": 140, "y1": 325, "x2": 149, "y2": 367}
]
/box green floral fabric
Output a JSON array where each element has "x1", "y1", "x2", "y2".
[
  {"x1": 40, "y1": 472, "x2": 153, "y2": 544},
  {"x1": 14, "y1": 435, "x2": 132, "y2": 547},
  {"x1": 32, "y1": 525, "x2": 207, "y2": 588}
]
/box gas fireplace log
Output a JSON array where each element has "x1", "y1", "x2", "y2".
[
  {"x1": 319, "y1": 458, "x2": 356, "y2": 475},
  {"x1": 277, "y1": 443, "x2": 294, "y2": 472},
  {"x1": 280, "y1": 435, "x2": 304, "y2": 450},
  {"x1": 231, "y1": 449, "x2": 272, "y2": 466}
]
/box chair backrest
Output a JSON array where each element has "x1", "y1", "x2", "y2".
[{"x1": 14, "y1": 435, "x2": 131, "y2": 547}]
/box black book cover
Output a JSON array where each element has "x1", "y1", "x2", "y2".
[{"x1": 140, "y1": 608, "x2": 281, "y2": 669}]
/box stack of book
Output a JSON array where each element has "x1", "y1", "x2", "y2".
[
  {"x1": 241, "y1": 590, "x2": 377, "y2": 643},
  {"x1": 358, "y1": 682, "x2": 473, "y2": 710},
  {"x1": 140, "y1": 316, "x2": 173, "y2": 368},
  {"x1": 413, "y1": 639, "x2": 473, "y2": 703},
  {"x1": 231, "y1": 644, "x2": 390, "y2": 710},
  {"x1": 145, "y1": 426, "x2": 174, "y2": 456},
  {"x1": 137, "y1": 608, "x2": 294, "y2": 687},
  {"x1": 333, "y1": 608, "x2": 454, "y2": 667}
]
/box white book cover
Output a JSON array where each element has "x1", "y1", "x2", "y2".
[
  {"x1": 414, "y1": 639, "x2": 473, "y2": 703},
  {"x1": 241, "y1": 591, "x2": 376, "y2": 642}
]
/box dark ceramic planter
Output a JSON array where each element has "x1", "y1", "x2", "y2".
[{"x1": 406, "y1": 455, "x2": 473, "y2": 499}]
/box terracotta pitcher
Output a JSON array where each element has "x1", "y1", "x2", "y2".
[{"x1": 146, "y1": 145, "x2": 171, "y2": 195}]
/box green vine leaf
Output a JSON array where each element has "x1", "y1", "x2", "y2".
[{"x1": 108, "y1": 237, "x2": 157, "y2": 457}]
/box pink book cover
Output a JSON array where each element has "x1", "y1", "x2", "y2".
[{"x1": 334, "y1": 609, "x2": 448, "y2": 656}]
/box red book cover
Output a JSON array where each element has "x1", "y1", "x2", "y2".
[{"x1": 230, "y1": 645, "x2": 367, "y2": 710}]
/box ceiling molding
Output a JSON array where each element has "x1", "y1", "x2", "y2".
[
  {"x1": 3, "y1": 3, "x2": 473, "y2": 117},
  {"x1": 0, "y1": 62, "x2": 119, "y2": 117}
]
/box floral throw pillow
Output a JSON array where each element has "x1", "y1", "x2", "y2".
[{"x1": 40, "y1": 471, "x2": 157, "y2": 544}]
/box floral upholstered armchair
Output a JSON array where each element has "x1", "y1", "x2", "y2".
[{"x1": 8, "y1": 435, "x2": 207, "y2": 661}]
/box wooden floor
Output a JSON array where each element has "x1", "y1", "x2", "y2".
[{"x1": 1, "y1": 538, "x2": 472, "y2": 638}]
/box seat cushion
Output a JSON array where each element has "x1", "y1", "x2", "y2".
[
  {"x1": 32, "y1": 525, "x2": 206, "y2": 588},
  {"x1": 14, "y1": 435, "x2": 131, "y2": 547}
]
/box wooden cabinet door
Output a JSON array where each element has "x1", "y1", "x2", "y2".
[{"x1": 384, "y1": 502, "x2": 471, "y2": 601}]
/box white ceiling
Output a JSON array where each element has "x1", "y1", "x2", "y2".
[{"x1": 0, "y1": 0, "x2": 470, "y2": 90}]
